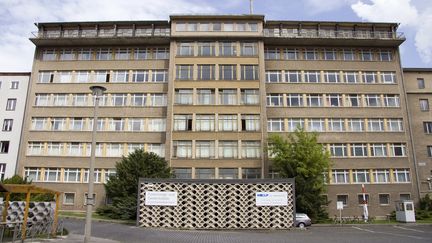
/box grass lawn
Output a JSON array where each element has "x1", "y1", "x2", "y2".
[{"x1": 59, "y1": 211, "x2": 135, "y2": 225}]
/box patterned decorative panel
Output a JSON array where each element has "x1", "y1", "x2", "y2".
[{"x1": 138, "y1": 179, "x2": 295, "y2": 229}]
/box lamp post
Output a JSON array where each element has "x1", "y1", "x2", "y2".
[{"x1": 84, "y1": 86, "x2": 106, "y2": 243}]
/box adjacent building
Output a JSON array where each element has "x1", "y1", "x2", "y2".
[
  {"x1": 0, "y1": 72, "x2": 30, "y2": 180},
  {"x1": 17, "y1": 15, "x2": 425, "y2": 217}
]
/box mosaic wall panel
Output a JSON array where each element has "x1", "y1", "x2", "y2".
[
  {"x1": 138, "y1": 179, "x2": 295, "y2": 229},
  {"x1": 2, "y1": 201, "x2": 55, "y2": 225}
]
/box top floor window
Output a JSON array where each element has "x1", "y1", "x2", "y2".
[{"x1": 418, "y1": 78, "x2": 425, "y2": 89}]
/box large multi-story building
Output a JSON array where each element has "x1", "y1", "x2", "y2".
[
  {"x1": 0, "y1": 72, "x2": 30, "y2": 180},
  {"x1": 17, "y1": 15, "x2": 422, "y2": 217}
]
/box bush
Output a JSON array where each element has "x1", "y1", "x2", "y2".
[{"x1": 419, "y1": 194, "x2": 432, "y2": 211}]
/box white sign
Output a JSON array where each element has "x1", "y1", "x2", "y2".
[
  {"x1": 145, "y1": 191, "x2": 178, "y2": 206},
  {"x1": 255, "y1": 192, "x2": 288, "y2": 206},
  {"x1": 337, "y1": 201, "x2": 344, "y2": 210}
]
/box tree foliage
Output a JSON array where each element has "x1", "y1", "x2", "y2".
[
  {"x1": 97, "y1": 149, "x2": 172, "y2": 220},
  {"x1": 267, "y1": 128, "x2": 331, "y2": 220}
]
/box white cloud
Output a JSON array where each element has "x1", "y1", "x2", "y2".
[
  {"x1": 305, "y1": 0, "x2": 357, "y2": 13},
  {"x1": 0, "y1": 0, "x2": 216, "y2": 71},
  {"x1": 351, "y1": 0, "x2": 432, "y2": 64}
]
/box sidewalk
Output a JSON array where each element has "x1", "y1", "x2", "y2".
[{"x1": 33, "y1": 234, "x2": 120, "y2": 243}]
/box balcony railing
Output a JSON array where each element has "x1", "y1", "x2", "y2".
[
  {"x1": 32, "y1": 28, "x2": 171, "y2": 39},
  {"x1": 264, "y1": 29, "x2": 405, "y2": 40}
]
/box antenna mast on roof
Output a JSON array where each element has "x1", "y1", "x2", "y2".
[{"x1": 249, "y1": 0, "x2": 254, "y2": 14}]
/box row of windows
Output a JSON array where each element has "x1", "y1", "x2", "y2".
[
  {"x1": 27, "y1": 142, "x2": 165, "y2": 158},
  {"x1": 0, "y1": 80, "x2": 20, "y2": 89},
  {"x1": 24, "y1": 167, "x2": 116, "y2": 183},
  {"x1": 177, "y1": 42, "x2": 258, "y2": 56},
  {"x1": 172, "y1": 140, "x2": 261, "y2": 159},
  {"x1": 176, "y1": 22, "x2": 258, "y2": 32},
  {"x1": 173, "y1": 114, "x2": 260, "y2": 132},
  {"x1": 175, "y1": 64, "x2": 259, "y2": 80},
  {"x1": 266, "y1": 93, "x2": 400, "y2": 108},
  {"x1": 326, "y1": 143, "x2": 407, "y2": 158},
  {"x1": 267, "y1": 118, "x2": 404, "y2": 132},
  {"x1": 334, "y1": 193, "x2": 410, "y2": 207},
  {"x1": 40, "y1": 26, "x2": 170, "y2": 39},
  {"x1": 40, "y1": 48, "x2": 169, "y2": 61},
  {"x1": 175, "y1": 89, "x2": 259, "y2": 106},
  {"x1": 329, "y1": 168, "x2": 411, "y2": 184},
  {"x1": 38, "y1": 70, "x2": 168, "y2": 83},
  {"x1": 265, "y1": 70, "x2": 397, "y2": 84},
  {"x1": 264, "y1": 48, "x2": 393, "y2": 61},
  {"x1": 31, "y1": 117, "x2": 166, "y2": 132},
  {"x1": 34, "y1": 93, "x2": 167, "y2": 107},
  {"x1": 173, "y1": 167, "x2": 261, "y2": 179}
]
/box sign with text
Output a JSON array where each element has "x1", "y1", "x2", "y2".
[
  {"x1": 337, "y1": 201, "x2": 344, "y2": 210},
  {"x1": 255, "y1": 192, "x2": 288, "y2": 206},
  {"x1": 145, "y1": 191, "x2": 178, "y2": 206}
]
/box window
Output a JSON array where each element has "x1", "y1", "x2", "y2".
[
  {"x1": 307, "y1": 94, "x2": 323, "y2": 107},
  {"x1": 387, "y1": 119, "x2": 404, "y2": 132},
  {"x1": 285, "y1": 71, "x2": 301, "y2": 83},
  {"x1": 390, "y1": 143, "x2": 406, "y2": 157},
  {"x1": 47, "y1": 142, "x2": 64, "y2": 155},
  {"x1": 195, "y1": 115, "x2": 215, "y2": 131},
  {"x1": 67, "y1": 142, "x2": 86, "y2": 156},
  {"x1": 420, "y1": 99, "x2": 429, "y2": 111},
  {"x1": 365, "y1": 94, "x2": 381, "y2": 107},
  {"x1": 173, "y1": 168, "x2": 192, "y2": 179},
  {"x1": 345, "y1": 94, "x2": 360, "y2": 107},
  {"x1": 10, "y1": 81, "x2": 19, "y2": 89},
  {"x1": 152, "y1": 70, "x2": 168, "y2": 82},
  {"x1": 358, "y1": 194, "x2": 369, "y2": 205},
  {"x1": 287, "y1": 118, "x2": 304, "y2": 132},
  {"x1": 219, "y1": 65, "x2": 237, "y2": 80},
  {"x1": 265, "y1": 49, "x2": 280, "y2": 59},
  {"x1": 197, "y1": 65, "x2": 215, "y2": 80},
  {"x1": 176, "y1": 65, "x2": 193, "y2": 80},
  {"x1": 286, "y1": 94, "x2": 303, "y2": 107},
  {"x1": 94, "y1": 71, "x2": 109, "y2": 83},
  {"x1": 106, "y1": 144, "x2": 123, "y2": 157},
  {"x1": 175, "y1": 89, "x2": 193, "y2": 105},
  {"x1": 381, "y1": 72, "x2": 396, "y2": 84},
  {"x1": 70, "y1": 118, "x2": 86, "y2": 131},
  {"x1": 96, "y1": 49, "x2": 112, "y2": 60},
  {"x1": 63, "y1": 193, "x2": 75, "y2": 205},
  {"x1": 424, "y1": 122, "x2": 432, "y2": 134},
  {"x1": 41, "y1": 49, "x2": 57, "y2": 60},
  {"x1": 127, "y1": 119, "x2": 144, "y2": 131},
  {"x1": 104, "y1": 169, "x2": 116, "y2": 183},
  {"x1": 400, "y1": 194, "x2": 411, "y2": 200},
  {"x1": 218, "y1": 114, "x2": 237, "y2": 131},
  {"x1": 393, "y1": 169, "x2": 410, "y2": 183},
  {"x1": 147, "y1": 144, "x2": 165, "y2": 157},
  {"x1": 361, "y1": 50, "x2": 373, "y2": 61},
  {"x1": 115, "y1": 48, "x2": 130, "y2": 60},
  {"x1": 324, "y1": 49, "x2": 336, "y2": 60},
  {"x1": 370, "y1": 143, "x2": 387, "y2": 157},
  {"x1": 324, "y1": 72, "x2": 340, "y2": 83},
  {"x1": 78, "y1": 49, "x2": 92, "y2": 60},
  {"x1": 417, "y1": 78, "x2": 425, "y2": 89},
  {"x1": 348, "y1": 119, "x2": 364, "y2": 132},
  {"x1": 241, "y1": 43, "x2": 257, "y2": 56},
  {"x1": 241, "y1": 115, "x2": 260, "y2": 131},
  {"x1": 266, "y1": 94, "x2": 283, "y2": 106},
  {"x1": 363, "y1": 72, "x2": 377, "y2": 83},
  {"x1": 44, "y1": 168, "x2": 61, "y2": 182},
  {"x1": 304, "y1": 49, "x2": 317, "y2": 60},
  {"x1": 241, "y1": 89, "x2": 259, "y2": 105},
  {"x1": 197, "y1": 89, "x2": 215, "y2": 105},
  {"x1": 112, "y1": 70, "x2": 129, "y2": 83},
  {"x1": 328, "y1": 118, "x2": 345, "y2": 132},
  {"x1": 332, "y1": 170, "x2": 349, "y2": 184},
  {"x1": 240, "y1": 65, "x2": 259, "y2": 80},
  {"x1": 134, "y1": 48, "x2": 149, "y2": 60},
  {"x1": 172, "y1": 141, "x2": 192, "y2": 158},
  {"x1": 265, "y1": 71, "x2": 282, "y2": 83},
  {"x1": 219, "y1": 89, "x2": 237, "y2": 105},
  {"x1": 0, "y1": 141, "x2": 10, "y2": 153},
  {"x1": 25, "y1": 168, "x2": 42, "y2": 182},
  {"x1": 373, "y1": 169, "x2": 390, "y2": 183},
  {"x1": 2, "y1": 119, "x2": 13, "y2": 131},
  {"x1": 31, "y1": 118, "x2": 47, "y2": 130},
  {"x1": 198, "y1": 22, "x2": 210, "y2": 31},
  {"x1": 242, "y1": 168, "x2": 261, "y2": 179},
  {"x1": 149, "y1": 94, "x2": 167, "y2": 106},
  {"x1": 368, "y1": 119, "x2": 384, "y2": 132},
  {"x1": 64, "y1": 168, "x2": 81, "y2": 182},
  {"x1": 304, "y1": 71, "x2": 320, "y2": 83},
  {"x1": 38, "y1": 71, "x2": 54, "y2": 83},
  {"x1": 353, "y1": 169, "x2": 370, "y2": 183},
  {"x1": 108, "y1": 118, "x2": 125, "y2": 131},
  {"x1": 110, "y1": 94, "x2": 127, "y2": 106},
  {"x1": 219, "y1": 42, "x2": 236, "y2": 56},
  {"x1": 198, "y1": 42, "x2": 215, "y2": 56},
  {"x1": 27, "y1": 142, "x2": 44, "y2": 155},
  {"x1": 344, "y1": 72, "x2": 358, "y2": 83},
  {"x1": 379, "y1": 50, "x2": 392, "y2": 61},
  {"x1": 308, "y1": 119, "x2": 325, "y2": 132},
  {"x1": 337, "y1": 195, "x2": 348, "y2": 207},
  {"x1": 284, "y1": 49, "x2": 298, "y2": 60},
  {"x1": 195, "y1": 168, "x2": 215, "y2": 179},
  {"x1": 327, "y1": 94, "x2": 342, "y2": 107},
  {"x1": 427, "y1": 146, "x2": 432, "y2": 157},
  {"x1": 268, "y1": 118, "x2": 284, "y2": 132},
  {"x1": 351, "y1": 143, "x2": 368, "y2": 157},
  {"x1": 132, "y1": 70, "x2": 149, "y2": 83},
  {"x1": 50, "y1": 118, "x2": 66, "y2": 131},
  {"x1": 219, "y1": 168, "x2": 238, "y2": 179},
  {"x1": 178, "y1": 43, "x2": 194, "y2": 56},
  {"x1": 329, "y1": 144, "x2": 347, "y2": 157},
  {"x1": 379, "y1": 194, "x2": 390, "y2": 205},
  {"x1": 173, "y1": 115, "x2": 192, "y2": 131},
  {"x1": 343, "y1": 49, "x2": 355, "y2": 60},
  {"x1": 241, "y1": 141, "x2": 261, "y2": 158},
  {"x1": 384, "y1": 95, "x2": 400, "y2": 107},
  {"x1": 154, "y1": 48, "x2": 169, "y2": 59},
  {"x1": 76, "y1": 71, "x2": 90, "y2": 83},
  {"x1": 6, "y1": 99, "x2": 17, "y2": 111},
  {"x1": 195, "y1": 141, "x2": 215, "y2": 158},
  {"x1": 219, "y1": 141, "x2": 238, "y2": 158}
]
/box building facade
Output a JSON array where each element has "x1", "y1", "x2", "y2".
[
  {"x1": 18, "y1": 15, "x2": 420, "y2": 217},
  {"x1": 0, "y1": 72, "x2": 30, "y2": 180}
]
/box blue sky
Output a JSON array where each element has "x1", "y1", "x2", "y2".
[{"x1": 0, "y1": 0, "x2": 431, "y2": 71}]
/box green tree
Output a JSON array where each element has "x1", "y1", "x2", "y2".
[
  {"x1": 267, "y1": 128, "x2": 331, "y2": 221},
  {"x1": 97, "y1": 149, "x2": 172, "y2": 220}
]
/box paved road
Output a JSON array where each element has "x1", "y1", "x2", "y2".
[{"x1": 63, "y1": 218, "x2": 432, "y2": 243}]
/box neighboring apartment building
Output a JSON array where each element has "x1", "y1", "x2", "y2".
[
  {"x1": 0, "y1": 72, "x2": 30, "y2": 180},
  {"x1": 18, "y1": 15, "x2": 418, "y2": 217},
  {"x1": 403, "y1": 68, "x2": 432, "y2": 197}
]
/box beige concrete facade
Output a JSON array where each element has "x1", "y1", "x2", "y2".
[{"x1": 16, "y1": 15, "x2": 423, "y2": 218}]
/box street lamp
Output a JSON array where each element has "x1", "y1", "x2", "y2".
[{"x1": 84, "y1": 85, "x2": 106, "y2": 243}]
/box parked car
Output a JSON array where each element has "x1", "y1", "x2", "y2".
[{"x1": 295, "y1": 213, "x2": 312, "y2": 228}]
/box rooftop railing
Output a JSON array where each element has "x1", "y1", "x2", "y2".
[
  {"x1": 31, "y1": 28, "x2": 171, "y2": 39},
  {"x1": 264, "y1": 29, "x2": 405, "y2": 40}
]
